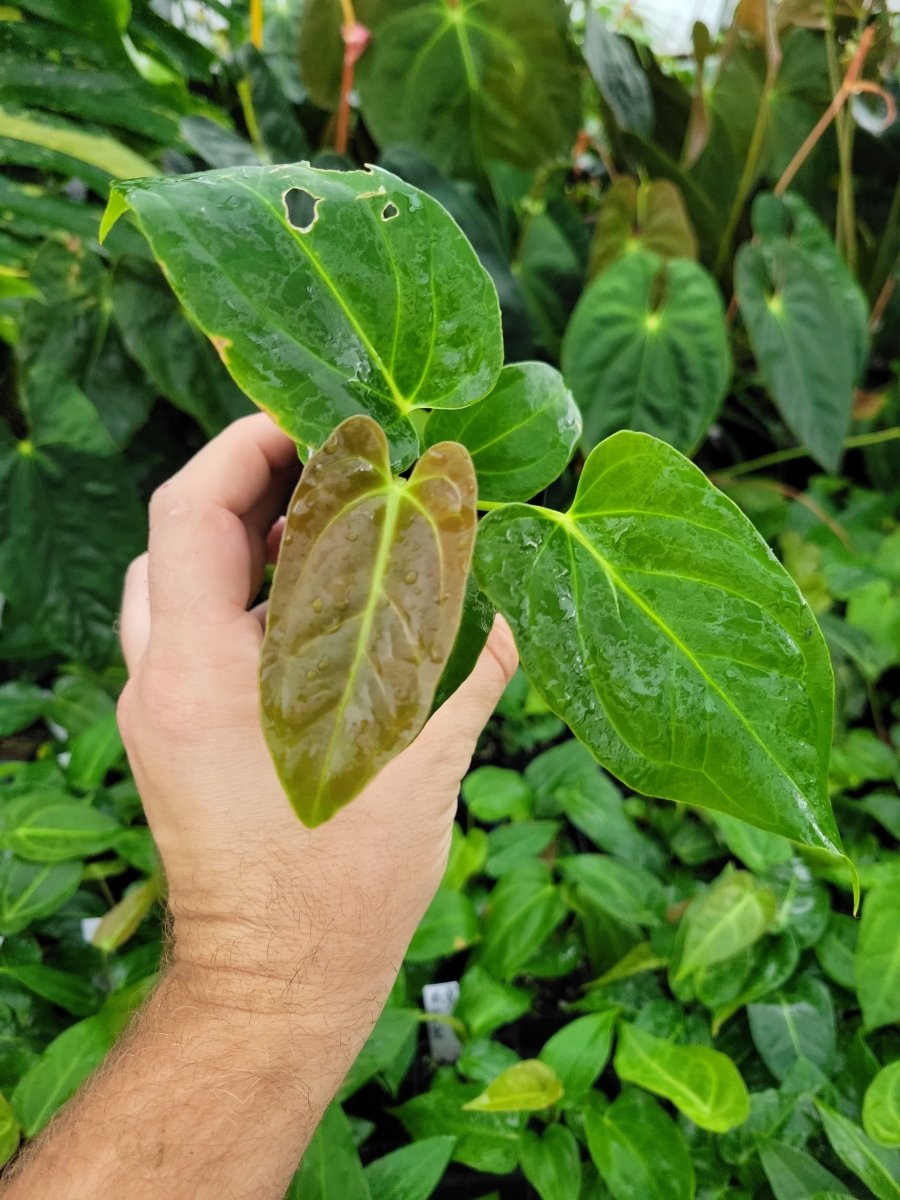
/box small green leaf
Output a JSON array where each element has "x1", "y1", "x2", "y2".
[
  {"x1": 287, "y1": 1102, "x2": 372, "y2": 1199},
  {"x1": 562, "y1": 250, "x2": 730, "y2": 453},
  {"x1": 759, "y1": 1141, "x2": 848, "y2": 1200},
  {"x1": 455, "y1": 966, "x2": 532, "y2": 1038},
  {"x1": 675, "y1": 870, "x2": 777, "y2": 979},
  {"x1": 585, "y1": 1088, "x2": 695, "y2": 1200},
  {"x1": 0, "y1": 964, "x2": 98, "y2": 1017},
  {"x1": 479, "y1": 862, "x2": 567, "y2": 981},
  {"x1": 0, "y1": 681, "x2": 47, "y2": 737},
  {"x1": 66, "y1": 712, "x2": 124, "y2": 792},
  {"x1": 2, "y1": 803, "x2": 122, "y2": 863},
  {"x1": 0, "y1": 859, "x2": 82, "y2": 936},
  {"x1": 92, "y1": 877, "x2": 162, "y2": 953},
  {"x1": 559, "y1": 855, "x2": 666, "y2": 928},
  {"x1": 425, "y1": 363, "x2": 580, "y2": 503},
  {"x1": 748, "y1": 974, "x2": 836, "y2": 1082},
  {"x1": 11, "y1": 1015, "x2": 113, "y2": 1136},
  {"x1": 856, "y1": 882, "x2": 900, "y2": 1031},
  {"x1": 864, "y1": 1061, "x2": 900, "y2": 1148},
  {"x1": 393, "y1": 1076, "x2": 525, "y2": 1175},
  {"x1": 538, "y1": 1011, "x2": 617, "y2": 1103},
  {"x1": 614, "y1": 1022, "x2": 750, "y2": 1133},
  {"x1": 589, "y1": 177, "x2": 698, "y2": 277},
  {"x1": 586, "y1": 941, "x2": 666, "y2": 990},
  {"x1": 816, "y1": 1102, "x2": 900, "y2": 1200},
  {"x1": 462, "y1": 1060, "x2": 563, "y2": 1114},
  {"x1": 519, "y1": 1125, "x2": 582, "y2": 1200},
  {"x1": 261, "y1": 416, "x2": 476, "y2": 826},
  {"x1": 485, "y1": 821, "x2": 560, "y2": 878},
  {"x1": 406, "y1": 889, "x2": 479, "y2": 963},
  {"x1": 462, "y1": 766, "x2": 534, "y2": 824},
  {"x1": 365, "y1": 1136, "x2": 456, "y2": 1200}
]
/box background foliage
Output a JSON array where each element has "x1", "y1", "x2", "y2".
[{"x1": 0, "y1": 0, "x2": 899, "y2": 1196}]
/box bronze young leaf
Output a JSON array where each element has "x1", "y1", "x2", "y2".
[{"x1": 261, "y1": 415, "x2": 476, "y2": 827}]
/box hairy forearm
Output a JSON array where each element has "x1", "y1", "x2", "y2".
[{"x1": 1, "y1": 947, "x2": 397, "y2": 1200}]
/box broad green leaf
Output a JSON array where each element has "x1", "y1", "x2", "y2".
[
  {"x1": 461, "y1": 766, "x2": 534, "y2": 824},
  {"x1": 584, "y1": 1088, "x2": 695, "y2": 1200},
  {"x1": 432, "y1": 574, "x2": 495, "y2": 710},
  {"x1": 700, "y1": 933, "x2": 801, "y2": 1033},
  {"x1": 365, "y1": 1137, "x2": 456, "y2": 1200},
  {"x1": 474, "y1": 432, "x2": 846, "y2": 866},
  {"x1": 455, "y1": 966, "x2": 532, "y2": 1038},
  {"x1": 2, "y1": 804, "x2": 122, "y2": 863},
  {"x1": 260, "y1": 416, "x2": 476, "y2": 826},
  {"x1": 0, "y1": 106, "x2": 158, "y2": 179},
  {"x1": 102, "y1": 163, "x2": 503, "y2": 469},
  {"x1": 0, "y1": 1093, "x2": 19, "y2": 1168},
  {"x1": 589, "y1": 177, "x2": 698, "y2": 277},
  {"x1": 559, "y1": 855, "x2": 666, "y2": 928},
  {"x1": 519, "y1": 1125, "x2": 582, "y2": 1200},
  {"x1": 479, "y1": 862, "x2": 567, "y2": 981},
  {"x1": 425, "y1": 363, "x2": 580, "y2": 503},
  {"x1": 538, "y1": 1011, "x2": 617, "y2": 1103},
  {"x1": 339, "y1": 1007, "x2": 418, "y2": 1100},
  {"x1": 614, "y1": 1022, "x2": 750, "y2": 1133},
  {"x1": 817, "y1": 1102, "x2": 900, "y2": 1200},
  {"x1": 748, "y1": 974, "x2": 836, "y2": 1082},
  {"x1": 287, "y1": 1102, "x2": 372, "y2": 1199},
  {"x1": 393, "y1": 1075, "x2": 525, "y2": 1175},
  {"x1": 856, "y1": 883, "x2": 900, "y2": 1031},
  {"x1": 355, "y1": 0, "x2": 580, "y2": 178},
  {"x1": 11, "y1": 1015, "x2": 113, "y2": 1136},
  {"x1": 562, "y1": 250, "x2": 730, "y2": 454},
  {"x1": 485, "y1": 820, "x2": 560, "y2": 878},
  {"x1": 759, "y1": 1141, "x2": 848, "y2": 1200},
  {"x1": 442, "y1": 824, "x2": 489, "y2": 892},
  {"x1": 864, "y1": 1062, "x2": 900, "y2": 1148},
  {"x1": 674, "y1": 870, "x2": 777, "y2": 979},
  {"x1": 462, "y1": 1060, "x2": 563, "y2": 1114},
  {"x1": 707, "y1": 812, "x2": 792, "y2": 873},
  {"x1": 0, "y1": 859, "x2": 82, "y2": 936},
  {"x1": 816, "y1": 912, "x2": 858, "y2": 990},
  {"x1": 406, "y1": 889, "x2": 479, "y2": 963},
  {"x1": 92, "y1": 877, "x2": 162, "y2": 953},
  {"x1": 0, "y1": 964, "x2": 98, "y2": 1017},
  {"x1": 735, "y1": 239, "x2": 854, "y2": 474},
  {"x1": 66, "y1": 712, "x2": 124, "y2": 792}
]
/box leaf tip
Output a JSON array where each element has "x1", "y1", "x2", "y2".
[{"x1": 99, "y1": 190, "x2": 130, "y2": 244}]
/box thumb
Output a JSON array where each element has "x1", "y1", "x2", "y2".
[{"x1": 412, "y1": 615, "x2": 519, "y2": 777}]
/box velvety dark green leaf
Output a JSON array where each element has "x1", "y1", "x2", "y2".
[
  {"x1": 406, "y1": 889, "x2": 479, "y2": 963},
  {"x1": 589, "y1": 178, "x2": 698, "y2": 277},
  {"x1": 562, "y1": 250, "x2": 730, "y2": 453},
  {"x1": 0, "y1": 1093, "x2": 20, "y2": 1168},
  {"x1": 0, "y1": 860, "x2": 83, "y2": 936},
  {"x1": 287, "y1": 1102, "x2": 372, "y2": 1199},
  {"x1": 520, "y1": 1125, "x2": 582, "y2": 1200},
  {"x1": 365, "y1": 1136, "x2": 456, "y2": 1200},
  {"x1": 104, "y1": 163, "x2": 502, "y2": 468},
  {"x1": 11, "y1": 1015, "x2": 113, "y2": 1135},
  {"x1": 261, "y1": 417, "x2": 475, "y2": 826},
  {"x1": 393, "y1": 1075, "x2": 525, "y2": 1175},
  {"x1": 585, "y1": 1088, "x2": 695, "y2": 1200},
  {"x1": 674, "y1": 870, "x2": 777, "y2": 979},
  {"x1": 538, "y1": 1011, "x2": 617, "y2": 1103},
  {"x1": 0, "y1": 964, "x2": 98, "y2": 1017},
  {"x1": 760, "y1": 1141, "x2": 848, "y2": 1200},
  {"x1": 559, "y1": 855, "x2": 666, "y2": 928},
  {"x1": 425, "y1": 363, "x2": 580, "y2": 503},
  {"x1": 614, "y1": 1022, "x2": 750, "y2": 1132},
  {"x1": 455, "y1": 966, "x2": 532, "y2": 1038},
  {"x1": 462, "y1": 1060, "x2": 563, "y2": 1114},
  {"x1": 735, "y1": 239, "x2": 854, "y2": 474},
  {"x1": 817, "y1": 1102, "x2": 900, "y2": 1200},
  {"x1": 474, "y1": 432, "x2": 845, "y2": 863},
  {"x1": 864, "y1": 1062, "x2": 900, "y2": 1149},
  {"x1": 856, "y1": 883, "x2": 900, "y2": 1032},
  {"x1": 462, "y1": 766, "x2": 533, "y2": 824},
  {"x1": 583, "y1": 9, "x2": 653, "y2": 135},
  {"x1": 479, "y1": 862, "x2": 567, "y2": 981},
  {"x1": 355, "y1": 0, "x2": 580, "y2": 178},
  {"x1": 748, "y1": 974, "x2": 836, "y2": 1083}
]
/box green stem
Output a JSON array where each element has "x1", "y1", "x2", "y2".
[
  {"x1": 719, "y1": 426, "x2": 900, "y2": 479},
  {"x1": 476, "y1": 499, "x2": 506, "y2": 512},
  {"x1": 826, "y1": 1, "x2": 858, "y2": 272},
  {"x1": 236, "y1": 76, "x2": 266, "y2": 160}
]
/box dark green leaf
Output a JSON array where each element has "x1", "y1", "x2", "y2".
[
  {"x1": 406, "y1": 889, "x2": 479, "y2": 963},
  {"x1": 479, "y1": 862, "x2": 567, "y2": 981},
  {"x1": 0, "y1": 682, "x2": 47, "y2": 737},
  {"x1": 748, "y1": 974, "x2": 836, "y2": 1083},
  {"x1": 0, "y1": 860, "x2": 83, "y2": 936},
  {"x1": 817, "y1": 1102, "x2": 900, "y2": 1200},
  {"x1": 287, "y1": 1102, "x2": 372, "y2": 1199},
  {"x1": 585, "y1": 1088, "x2": 695, "y2": 1200},
  {"x1": 339, "y1": 1007, "x2": 418, "y2": 1101},
  {"x1": 11, "y1": 1015, "x2": 113, "y2": 1135},
  {"x1": 365, "y1": 1137, "x2": 456, "y2": 1200},
  {"x1": 393, "y1": 1075, "x2": 525, "y2": 1175},
  {"x1": 0, "y1": 964, "x2": 98, "y2": 1017},
  {"x1": 519, "y1": 1125, "x2": 582, "y2": 1200},
  {"x1": 559, "y1": 855, "x2": 666, "y2": 927},
  {"x1": 583, "y1": 9, "x2": 653, "y2": 135},
  {"x1": 538, "y1": 1011, "x2": 617, "y2": 1103},
  {"x1": 759, "y1": 1141, "x2": 848, "y2": 1200}
]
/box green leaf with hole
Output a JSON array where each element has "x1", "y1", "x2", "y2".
[
  {"x1": 562, "y1": 250, "x2": 730, "y2": 454},
  {"x1": 817, "y1": 1102, "x2": 900, "y2": 1200},
  {"x1": 856, "y1": 882, "x2": 900, "y2": 1032},
  {"x1": 425, "y1": 363, "x2": 580, "y2": 503},
  {"x1": 864, "y1": 1062, "x2": 900, "y2": 1149},
  {"x1": 355, "y1": 0, "x2": 580, "y2": 178},
  {"x1": 585, "y1": 1088, "x2": 695, "y2": 1200},
  {"x1": 261, "y1": 416, "x2": 476, "y2": 826},
  {"x1": 614, "y1": 1022, "x2": 750, "y2": 1133},
  {"x1": 102, "y1": 163, "x2": 502, "y2": 470},
  {"x1": 462, "y1": 1060, "x2": 563, "y2": 1114},
  {"x1": 473, "y1": 431, "x2": 847, "y2": 868}
]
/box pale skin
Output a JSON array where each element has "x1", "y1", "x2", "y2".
[{"x1": 0, "y1": 414, "x2": 517, "y2": 1200}]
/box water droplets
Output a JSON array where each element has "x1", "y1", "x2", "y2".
[
  {"x1": 312, "y1": 597, "x2": 324, "y2": 613},
  {"x1": 405, "y1": 570, "x2": 418, "y2": 585}
]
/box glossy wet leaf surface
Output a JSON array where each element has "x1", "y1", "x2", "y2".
[
  {"x1": 103, "y1": 163, "x2": 503, "y2": 469},
  {"x1": 817, "y1": 1102, "x2": 900, "y2": 1200},
  {"x1": 425, "y1": 362, "x2": 580, "y2": 503},
  {"x1": 261, "y1": 416, "x2": 476, "y2": 826},
  {"x1": 474, "y1": 431, "x2": 845, "y2": 861}
]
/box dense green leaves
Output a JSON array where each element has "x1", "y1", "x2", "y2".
[
  {"x1": 674, "y1": 870, "x2": 777, "y2": 979},
  {"x1": 856, "y1": 882, "x2": 900, "y2": 1032},
  {"x1": 260, "y1": 416, "x2": 475, "y2": 825},
  {"x1": 474, "y1": 431, "x2": 845, "y2": 862},
  {"x1": 103, "y1": 163, "x2": 503, "y2": 469},
  {"x1": 364, "y1": 1137, "x2": 455, "y2": 1200},
  {"x1": 562, "y1": 250, "x2": 730, "y2": 453},
  {"x1": 11, "y1": 1015, "x2": 114, "y2": 1135}
]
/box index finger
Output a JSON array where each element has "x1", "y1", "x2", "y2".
[{"x1": 147, "y1": 414, "x2": 299, "y2": 657}]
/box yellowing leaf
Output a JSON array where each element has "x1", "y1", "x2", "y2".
[
  {"x1": 261, "y1": 416, "x2": 476, "y2": 826},
  {"x1": 462, "y1": 1060, "x2": 564, "y2": 1114}
]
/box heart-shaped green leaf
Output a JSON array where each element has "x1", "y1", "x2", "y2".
[
  {"x1": 589, "y1": 177, "x2": 698, "y2": 277},
  {"x1": 261, "y1": 415, "x2": 476, "y2": 826},
  {"x1": 473, "y1": 431, "x2": 848, "y2": 868},
  {"x1": 562, "y1": 250, "x2": 731, "y2": 454},
  {"x1": 102, "y1": 163, "x2": 503, "y2": 469},
  {"x1": 462, "y1": 1059, "x2": 563, "y2": 1114}
]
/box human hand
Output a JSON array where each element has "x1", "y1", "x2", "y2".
[{"x1": 117, "y1": 415, "x2": 517, "y2": 1014}]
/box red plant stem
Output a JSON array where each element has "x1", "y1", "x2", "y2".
[{"x1": 335, "y1": 18, "x2": 371, "y2": 157}]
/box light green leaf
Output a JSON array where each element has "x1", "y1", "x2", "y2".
[
  {"x1": 406, "y1": 889, "x2": 479, "y2": 963},
  {"x1": 0, "y1": 681, "x2": 47, "y2": 737},
  {"x1": 473, "y1": 431, "x2": 846, "y2": 866},
  {"x1": 538, "y1": 1011, "x2": 617, "y2": 1103},
  {"x1": 562, "y1": 249, "x2": 730, "y2": 454},
  {"x1": 675, "y1": 870, "x2": 777, "y2": 979},
  {"x1": 461, "y1": 766, "x2": 534, "y2": 824},
  {"x1": 0, "y1": 106, "x2": 158, "y2": 179},
  {"x1": 462, "y1": 1060, "x2": 563, "y2": 1114},
  {"x1": 485, "y1": 821, "x2": 560, "y2": 878},
  {"x1": 102, "y1": 163, "x2": 502, "y2": 469},
  {"x1": 856, "y1": 883, "x2": 900, "y2": 1031},
  {"x1": 2, "y1": 804, "x2": 122, "y2": 863},
  {"x1": 425, "y1": 363, "x2": 580, "y2": 503},
  {"x1": 585, "y1": 1088, "x2": 695, "y2": 1200},
  {"x1": 92, "y1": 877, "x2": 162, "y2": 953},
  {"x1": 455, "y1": 966, "x2": 532, "y2": 1038},
  {"x1": 11, "y1": 1016, "x2": 113, "y2": 1136},
  {"x1": 365, "y1": 1137, "x2": 456, "y2": 1200},
  {"x1": 261, "y1": 417, "x2": 475, "y2": 826},
  {"x1": 287, "y1": 1102, "x2": 372, "y2": 1199},
  {"x1": 817, "y1": 1102, "x2": 900, "y2": 1200},
  {"x1": 559, "y1": 855, "x2": 666, "y2": 928},
  {"x1": 519, "y1": 1125, "x2": 582, "y2": 1200},
  {"x1": 864, "y1": 1061, "x2": 900, "y2": 1148},
  {"x1": 586, "y1": 941, "x2": 666, "y2": 990},
  {"x1": 748, "y1": 974, "x2": 836, "y2": 1082},
  {"x1": 707, "y1": 812, "x2": 792, "y2": 873},
  {"x1": 0, "y1": 1093, "x2": 20, "y2": 1168},
  {"x1": 66, "y1": 712, "x2": 124, "y2": 792},
  {"x1": 479, "y1": 862, "x2": 567, "y2": 981},
  {"x1": 614, "y1": 1022, "x2": 750, "y2": 1133}
]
